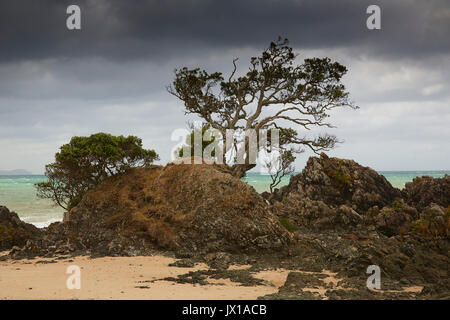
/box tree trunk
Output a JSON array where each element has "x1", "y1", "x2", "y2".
[
  {"x1": 231, "y1": 135, "x2": 257, "y2": 178},
  {"x1": 232, "y1": 163, "x2": 256, "y2": 178}
]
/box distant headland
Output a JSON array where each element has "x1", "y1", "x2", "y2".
[{"x1": 0, "y1": 169, "x2": 33, "y2": 176}]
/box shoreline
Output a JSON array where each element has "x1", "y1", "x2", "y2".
[
  {"x1": 2, "y1": 170, "x2": 450, "y2": 230},
  {"x1": 0, "y1": 253, "x2": 290, "y2": 300}
]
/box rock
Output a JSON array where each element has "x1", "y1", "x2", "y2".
[
  {"x1": 44, "y1": 163, "x2": 292, "y2": 256},
  {"x1": 270, "y1": 154, "x2": 450, "y2": 237},
  {"x1": 168, "y1": 259, "x2": 196, "y2": 268},
  {"x1": 271, "y1": 154, "x2": 404, "y2": 232},
  {"x1": 419, "y1": 279, "x2": 450, "y2": 299},
  {"x1": 403, "y1": 175, "x2": 450, "y2": 211},
  {"x1": 9, "y1": 246, "x2": 21, "y2": 255},
  {"x1": 410, "y1": 203, "x2": 449, "y2": 238},
  {"x1": 0, "y1": 206, "x2": 41, "y2": 250},
  {"x1": 337, "y1": 205, "x2": 363, "y2": 226},
  {"x1": 205, "y1": 252, "x2": 231, "y2": 269},
  {"x1": 258, "y1": 272, "x2": 326, "y2": 300},
  {"x1": 342, "y1": 234, "x2": 358, "y2": 241},
  {"x1": 275, "y1": 153, "x2": 402, "y2": 214},
  {"x1": 375, "y1": 200, "x2": 418, "y2": 237}
]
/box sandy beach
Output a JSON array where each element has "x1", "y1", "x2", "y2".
[
  {"x1": 0, "y1": 253, "x2": 292, "y2": 300},
  {"x1": 0, "y1": 250, "x2": 427, "y2": 300}
]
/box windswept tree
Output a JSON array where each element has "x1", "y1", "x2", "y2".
[
  {"x1": 265, "y1": 149, "x2": 296, "y2": 194},
  {"x1": 168, "y1": 37, "x2": 357, "y2": 178},
  {"x1": 36, "y1": 133, "x2": 159, "y2": 210}
]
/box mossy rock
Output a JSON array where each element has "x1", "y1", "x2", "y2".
[{"x1": 279, "y1": 218, "x2": 296, "y2": 233}]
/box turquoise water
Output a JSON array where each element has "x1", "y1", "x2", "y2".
[
  {"x1": 378, "y1": 171, "x2": 449, "y2": 189},
  {"x1": 0, "y1": 175, "x2": 64, "y2": 228},
  {"x1": 1, "y1": 171, "x2": 449, "y2": 228},
  {"x1": 242, "y1": 171, "x2": 450, "y2": 193}
]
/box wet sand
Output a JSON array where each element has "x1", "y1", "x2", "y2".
[
  {"x1": 0, "y1": 254, "x2": 289, "y2": 300},
  {"x1": 0, "y1": 252, "x2": 423, "y2": 300}
]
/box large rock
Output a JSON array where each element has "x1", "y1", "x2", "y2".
[
  {"x1": 403, "y1": 175, "x2": 450, "y2": 211},
  {"x1": 0, "y1": 206, "x2": 41, "y2": 250},
  {"x1": 272, "y1": 153, "x2": 402, "y2": 231},
  {"x1": 373, "y1": 200, "x2": 419, "y2": 237},
  {"x1": 276, "y1": 153, "x2": 401, "y2": 213},
  {"x1": 61, "y1": 163, "x2": 292, "y2": 256}
]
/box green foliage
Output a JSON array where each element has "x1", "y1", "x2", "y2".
[
  {"x1": 391, "y1": 199, "x2": 404, "y2": 212},
  {"x1": 36, "y1": 133, "x2": 159, "y2": 210},
  {"x1": 380, "y1": 199, "x2": 405, "y2": 217},
  {"x1": 410, "y1": 207, "x2": 450, "y2": 239},
  {"x1": 279, "y1": 217, "x2": 296, "y2": 233},
  {"x1": 331, "y1": 170, "x2": 352, "y2": 188},
  {"x1": 176, "y1": 123, "x2": 218, "y2": 160},
  {"x1": 380, "y1": 208, "x2": 393, "y2": 217}
]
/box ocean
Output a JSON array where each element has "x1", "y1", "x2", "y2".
[
  {"x1": 243, "y1": 171, "x2": 450, "y2": 193},
  {"x1": 0, "y1": 175, "x2": 63, "y2": 228},
  {"x1": 1, "y1": 171, "x2": 449, "y2": 228}
]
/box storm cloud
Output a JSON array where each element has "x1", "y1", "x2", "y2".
[{"x1": 0, "y1": 0, "x2": 449, "y2": 173}]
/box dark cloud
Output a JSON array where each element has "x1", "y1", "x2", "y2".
[{"x1": 0, "y1": 0, "x2": 449, "y2": 63}]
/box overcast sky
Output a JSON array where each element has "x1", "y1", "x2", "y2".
[{"x1": 0, "y1": 0, "x2": 449, "y2": 173}]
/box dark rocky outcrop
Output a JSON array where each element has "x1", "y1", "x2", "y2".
[
  {"x1": 271, "y1": 153, "x2": 403, "y2": 232},
  {"x1": 256, "y1": 154, "x2": 449, "y2": 299},
  {"x1": 0, "y1": 206, "x2": 41, "y2": 250},
  {"x1": 403, "y1": 175, "x2": 450, "y2": 211},
  {"x1": 14, "y1": 163, "x2": 292, "y2": 258},
  {"x1": 372, "y1": 200, "x2": 419, "y2": 237},
  {"x1": 269, "y1": 153, "x2": 450, "y2": 240},
  {"x1": 274, "y1": 153, "x2": 401, "y2": 211}
]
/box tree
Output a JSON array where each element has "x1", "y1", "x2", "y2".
[
  {"x1": 36, "y1": 133, "x2": 159, "y2": 210},
  {"x1": 265, "y1": 149, "x2": 296, "y2": 194},
  {"x1": 168, "y1": 37, "x2": 357, "y2": 178},
  {"x1": 176, "y1": 123, "x2": 218, "y2": 161}
]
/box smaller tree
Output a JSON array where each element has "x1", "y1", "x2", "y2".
[
  {"x1": 265, "y1": 149, "x2": 296, "y2": 194},
  {"x1": 176, "y1": 123, "x2": 218, "y2": 161},
  {"x1": 36, "y1": 133, "x2": 159, "y2": 210}
]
